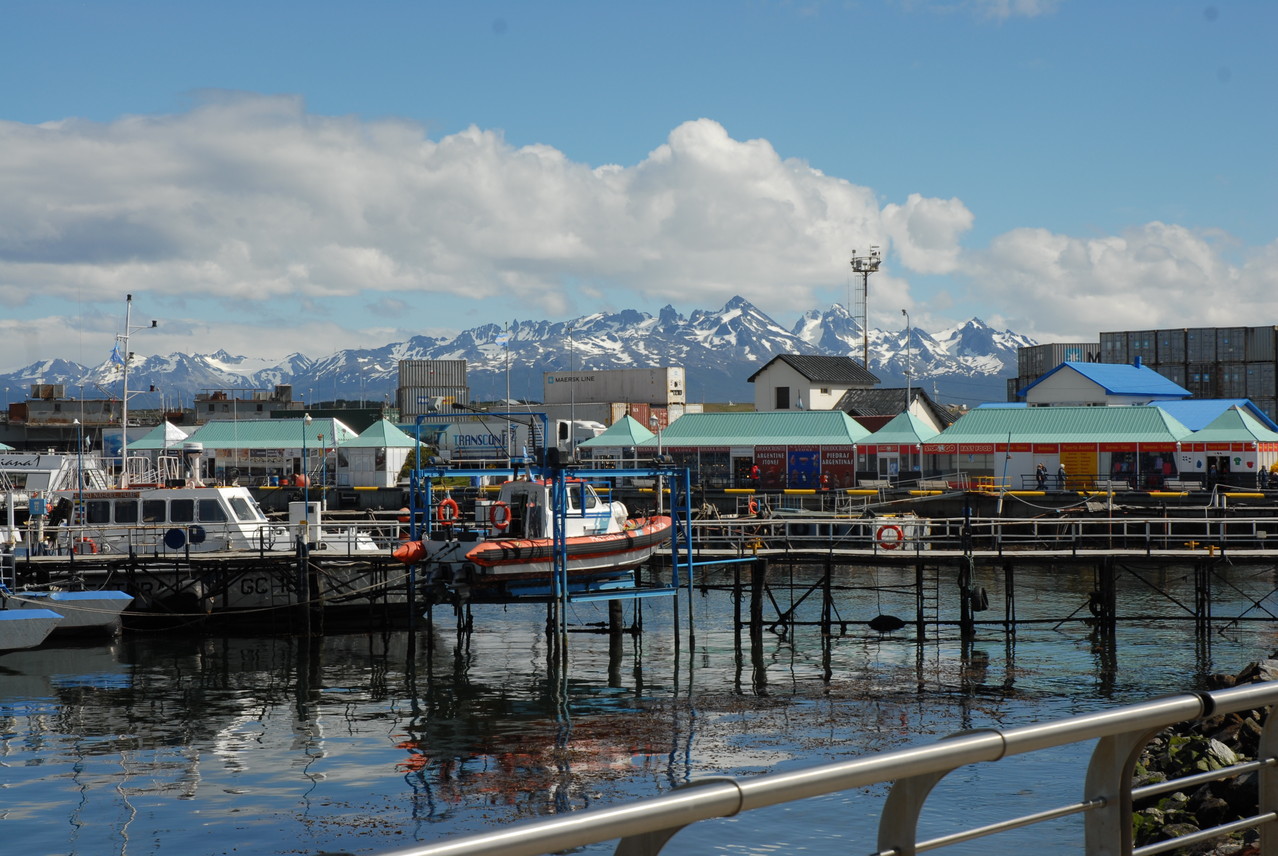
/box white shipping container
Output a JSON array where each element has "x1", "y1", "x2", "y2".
[{"x1": 542, "y1": 367, "x2": 685, "y2": 405}]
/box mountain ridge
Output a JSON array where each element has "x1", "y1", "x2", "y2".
[{"x1": 2, "y1": 297, "x2": 1036, "y2": 410}]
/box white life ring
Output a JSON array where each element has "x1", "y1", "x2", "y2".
[{"x1": 876, "y1": 524, "x2": 904, "y2": 550}]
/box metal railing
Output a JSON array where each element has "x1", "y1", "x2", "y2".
[
  {"x1": 23, "y1": 519, "x2": 398, "y2": 557},
  {"x1": 688, "y1": 512, "x2": 1278, "y2": 555},
  {"x1": 362, "y1": 682, "x2": 1278, "y2": 856}
]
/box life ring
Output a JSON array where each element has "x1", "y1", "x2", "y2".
[
  {"x1": 489, "y1": 501, "x2": 511, "y2": 531},
  {"x1": 72, "y1": 537, "x2": 98, "y2": 555},
  {"x1": 748, "y1": 499, "x2": 759, "y2": 515},
  {"x1": 875, "y1": 524, "x2": 905, "y2": 549},
  {"x1": 436, "y1": 497, "x2": 460, "y2": 525}
]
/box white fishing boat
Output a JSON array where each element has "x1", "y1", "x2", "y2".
[{"x1": 46, "y1": 482, "x2": 381, "y2": 555}]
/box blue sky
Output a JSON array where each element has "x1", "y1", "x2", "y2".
[{"x1": 0, "y1": 0, "x2": 1274, "y2": 372}]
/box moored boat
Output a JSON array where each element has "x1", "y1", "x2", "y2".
[
  {"x1": 4, "y1": 589, "x2": 133, "y2": 636},
  {"x1": 0, "y1": 608, "x2": 62, "y2": 654},
  {"x1": 393, "y1": 477, "x2": 672, "y2": 597}
]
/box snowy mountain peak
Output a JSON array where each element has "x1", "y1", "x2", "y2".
[{"x1": 1, "y1": 297, "x2": 1036, "y2": 408}]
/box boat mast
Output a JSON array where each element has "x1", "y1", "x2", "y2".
[{"x1": 116, "y1": 294, "x2": 157, "y2": 487}]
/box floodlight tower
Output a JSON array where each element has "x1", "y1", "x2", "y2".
[{"x1": 849, "y1": 246, "x2": 883, "y2": 368}]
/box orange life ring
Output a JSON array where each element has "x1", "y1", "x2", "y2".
[
  {"x1": 436, "y1": 497, "x2": 460, "y2": 524},
  {"x1": 748, "y1": 499, "x2": 759, "y2": 515},
  {"x1": 489, "y1": 501, "x2": 511, "y2": 531},
  {"x1": 875, "y1": 524, "x2": 904, "y2": 550}
]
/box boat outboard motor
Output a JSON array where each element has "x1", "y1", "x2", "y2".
[{"x1": 183, "y1": 441, "x2": 205, "y2": 487}]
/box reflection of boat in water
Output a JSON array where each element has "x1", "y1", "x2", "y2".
[{"x1": 393, "y1": 477, "x2": 671, "y2": 597}]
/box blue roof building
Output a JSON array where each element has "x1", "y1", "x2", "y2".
[{"x1": 1019, "y1": 360, "x2": 1191, "y2": 406}]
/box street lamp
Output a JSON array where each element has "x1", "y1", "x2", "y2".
[
  {"x1": 302, "y1": 413, "x2": 313, "y2": 511},
  {"x1": 74, "y1": 419, "x2": 84, "y2": 520},
  {"x1": 648, "y1": 414, "x2": 663, "y2": 514},
  {"x1": 901, "y1": 308, "x2": 911, "y2": 413}
]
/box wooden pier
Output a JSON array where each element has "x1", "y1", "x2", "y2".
[{"x1": 8, "y1": 547, "x2": 412, "y2": 633}]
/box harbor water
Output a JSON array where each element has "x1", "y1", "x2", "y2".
[{"x1": 3, "y1": 559, "x2": 1278, "y2": 855}]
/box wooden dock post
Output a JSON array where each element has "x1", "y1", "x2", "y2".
[
  {"x1": 750, "y1": 557, "x2": 768, "y2": 695},
  {"x1": 958, "y1": 558, "x2": 974, "y2": 638},
  {"x1": 914, "y1": 561, "x2": 926, "y2": 640},
  {"x1": 1003, "y1": 561, "x2": 1016, "y2": 630}
]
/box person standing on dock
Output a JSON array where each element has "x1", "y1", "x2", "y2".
[
  {"x1": 1056, "y1": 463, "x2": 1067, "y2": 490},
  {"x1": 1035, "y1": 463, "x2": 1047, "y2": 489}
]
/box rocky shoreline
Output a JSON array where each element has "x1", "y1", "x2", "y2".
[{"x1": 1131, "y1": 657, "x2": 1278, "y2": 855}]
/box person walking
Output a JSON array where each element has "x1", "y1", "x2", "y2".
[
  {"x1": 1056, "y1": 463, "x2": 1067, "y2": 490},
  {"x1": 1035, "y1": 463, "x2": 1047, "y2": 490}
]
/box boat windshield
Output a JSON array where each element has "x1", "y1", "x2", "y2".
[
  {"x1": 198, "y1": 498, "x2": 228, "y2": 522},
  {"x1": 228, "y1": 496, "x2": 264, "y2": 522},
  {"x1": 566, "y1": 483, "x2": 600, "y2": 511}
]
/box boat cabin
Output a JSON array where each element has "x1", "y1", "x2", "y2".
[{"x1": 491, "y1": 479, "x2": 623, "y2": 540}]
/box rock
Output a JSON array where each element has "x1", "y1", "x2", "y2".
[
  {"x1": 1188, "y1": 785, "x2": 1233, "y2": 828},
  {"x1": 1204, "y1": 738, "x2": 1240, "y2": 770}
]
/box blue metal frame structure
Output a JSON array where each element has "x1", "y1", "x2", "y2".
[{"x1": 407, "y1": 413, "x2": 694, "y2": 605}]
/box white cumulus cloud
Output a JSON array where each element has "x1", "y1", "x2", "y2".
[{"x1": 968, "y1": 222, "x2": 1271, "y2": 341}]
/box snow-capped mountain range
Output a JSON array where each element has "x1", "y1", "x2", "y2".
[{"x1": 3, "y1": 297, "x2": 1036, "y2": 409}]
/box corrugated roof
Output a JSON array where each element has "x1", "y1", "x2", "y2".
[
  {"x1": 940, "y1": 405, "x2": 1192, "y2": 444},
  {"x1": 184, "y1": 417, "x2": 359, "y2": 449},
  {"x1": 1021, "y1": 362, "x2": 1190, "y2": 398},
  {"x1": 1155, "y1": 400, "x2": 1278, "y2": 432},
  {"x1": 345, "y1": 419, "x2": 419, "y2": 448},
  {"x1": 1191, "y1": 407, "x2": 1278, "y2": 443},
  {"x1": 865, "y1": 411, "x2": 942, "y2": 445},
  {"x1": 835, "y1": 387, "x2": 959, "y2": 427},
  {"x1": 639, "y1": 411, "x2": 871, "y2": 447},
  {"x1": 129, "y1": 421, "x2": 190, "y2": 451},
  {"x1": 579, "y1": 415, "x2": 655, "y2": 448},
  {"x1": 747, "y1": 354, "x2": 880, "y2": 386}
]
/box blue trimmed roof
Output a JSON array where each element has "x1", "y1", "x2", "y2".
[
  {"x1": 1191, "y1": 407, "x2": 1278, "y2": 443},
  {"x1": 1020, "y1": 361, "x2": 1190, "y2": 398},
  {"x1": 1154, "y1": 400, "x2": 1278, "y2": 433}
]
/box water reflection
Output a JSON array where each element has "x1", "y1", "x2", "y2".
[{"x1": 2, "y1": 561, "x2": 1277, "y2": 855}]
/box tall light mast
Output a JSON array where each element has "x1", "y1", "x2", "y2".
[{"x1": 849, "y1": 246, "x2": 883, "y2": 368}]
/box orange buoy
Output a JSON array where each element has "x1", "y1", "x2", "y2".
[{"x1": 393, "y1": 540, "x2": 427, "y2": 564}]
